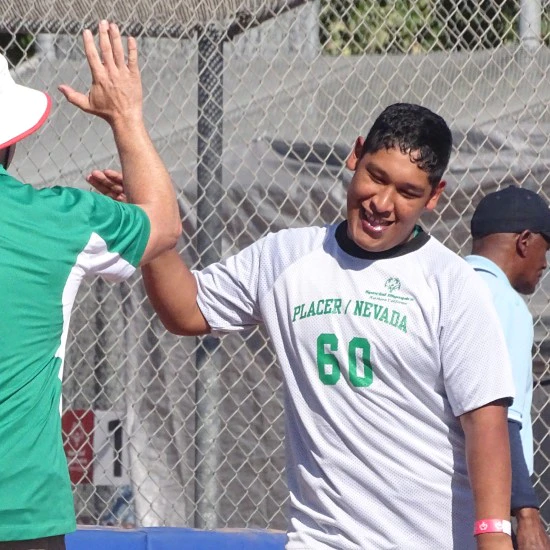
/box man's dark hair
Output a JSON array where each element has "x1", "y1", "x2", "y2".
[{"x1": 361, "y1": 103, "x2": 453, "y2": 187}]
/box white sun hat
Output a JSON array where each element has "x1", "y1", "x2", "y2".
[{"x1": 0, "y1": 53, "x2": 51, "y2": 149}]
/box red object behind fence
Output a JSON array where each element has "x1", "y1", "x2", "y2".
[{"x1": 63, "y1": 409, "x2": 94, "y2": 484}]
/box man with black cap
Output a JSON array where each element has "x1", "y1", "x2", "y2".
[
  {"x1": 466, "y1": 185, "x2": 550, "y2": 550},
  {"x1": 0, "y1": 20, "x2": 180, "y2": 550}
]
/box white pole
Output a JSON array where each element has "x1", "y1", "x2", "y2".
[{"x1": 520, "y1": 0, "x2": 542, "y2": 50}]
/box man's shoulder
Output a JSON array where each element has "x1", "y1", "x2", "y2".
[
  {"x1": 0, "y1": 175, "x2": 90, "y2": 213},
  {"x1": 466, "y1": 255, "x2": 531, "y2": 319},
  {"x1": 464, "y1": 254, "x2": 502, "y2": 275},
  {"x1": 269, "y1": 224, "x2": 329, "y2": 238},
  {"x1": 243, "y1": 224, "x2": 331, "y2": 279},
  {"x1": 34, "y1": 184, "x2": 142, "y2": 218},
  {"x1": 465, "y1": 254, "x2": 518, "y2": 296},
  {"x1": 263, "y1": 224, "x2": 330, "y2": 249},
  {"x1": 418, "y1": 235, "x2": 477, "y2": 277}
]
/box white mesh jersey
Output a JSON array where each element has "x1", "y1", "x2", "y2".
[{"x1": 195, "y1": 222, "x2": 515, "y2": 550}]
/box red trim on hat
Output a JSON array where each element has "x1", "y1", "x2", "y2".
[{"x1": 0, "y1": 92, "x2": 52, "y2": 149}]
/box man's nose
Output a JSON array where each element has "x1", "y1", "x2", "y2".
[{"x1": 370, "y1": 186, "x2": 394, "y2": 214}]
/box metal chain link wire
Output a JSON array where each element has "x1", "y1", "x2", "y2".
[{"x1": 1, "y1": 0, "x2": 549, "y2": 532}]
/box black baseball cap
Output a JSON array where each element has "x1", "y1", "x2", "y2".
[{"x1": 471, "y1": 185, "x2": 550, "y2": 240}]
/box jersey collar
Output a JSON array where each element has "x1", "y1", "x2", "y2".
[
  {"x1": 335, "y1": 220, "x2": 430, "y2": 260},
  {"x1": 464, "y1": 255, "x2": 510, "y2": 284}
]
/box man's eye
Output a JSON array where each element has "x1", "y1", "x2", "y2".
[{"x1": 400, "y1": 188, "x2": 422, "y2": 199}]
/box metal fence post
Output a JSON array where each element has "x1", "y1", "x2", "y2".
[
  {"x1": 194, "y1": 25, "x2": 225, "y2": 529},
  {"x1": 520, "y1": 0, "x2": 542, "y2": 50}
]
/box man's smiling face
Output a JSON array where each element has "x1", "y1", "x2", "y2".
[{"x1": 346, "y1": 141, "x2": 445, "y2": 253}]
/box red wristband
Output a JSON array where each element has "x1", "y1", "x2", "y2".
[{"x1": 473, "y1": 519, "x2": 512, "y2": 536}]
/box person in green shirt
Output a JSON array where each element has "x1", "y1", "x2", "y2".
[{"x1": 0, "y1": 20, "x2": 181, "y2": 550}]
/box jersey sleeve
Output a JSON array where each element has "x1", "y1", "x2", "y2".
[
  {"x1": 439, "y1": 267, "x2": 515, "y2": 417},
  {"x1": 194, "y1": 237, "x2": 267, "y2": 334},
  {"x1": 83, "y1": 192, "x2": 151, "y2": 281},
  {"x1": 509, "y1": 420, "x2": 539, "y2": 509}
]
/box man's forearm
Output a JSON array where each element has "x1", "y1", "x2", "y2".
[
  {"x1": 461, "y1": 401, "x2": 513, "y2": 548},
  {"x1": 142, "y1": 249, "x2": 210, "y2": 336},
  {"x1": 111, "y1": 117, "x2": 180, "y2": 251}
]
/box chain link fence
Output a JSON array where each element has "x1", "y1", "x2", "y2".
[{"x1": 1, "y1": 0, "x2": 550, "y2": 533}]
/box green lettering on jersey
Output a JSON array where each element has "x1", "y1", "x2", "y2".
[
  {"x1": 398, "y1": 316, "x2": 407, "y2": 333},
  {"x1": 351, "y1": 299, "x2": 407, "y2": 333},
  {"x1": 292, "y1": 298, "x2": 407, "y2": 333},
  {"x1": 349, "y1": 337, "x2": 373, "y2": 387},
  {"x1": 292, "y1": 298, "x2": 344, "y2": 323},
  {"x1": 390, "y1": 310, "x2": 400, "y2": 327},
  {"x1": 317, "y1": 333, "x2": 340, "y2": 384},
  {"x1": 363, "y1": 302, "x2": 373, "y2": 317},
  {"x1": 317, "y1": 333, "x2": 374, "y2": 388}
]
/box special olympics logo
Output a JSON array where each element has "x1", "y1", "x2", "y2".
[{"x1": 385, "y1": 277, "x2": 401, "y2": 293}]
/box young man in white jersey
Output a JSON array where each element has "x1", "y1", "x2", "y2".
[
  {"x1": 90, "y1": 103, "x2": 515, "y2": 549},
  {"x1": 0, "y1": 21, "x2": 180, "y2": 550},
  {"x1": 466, "y1": 186, "x2": 550, "y2": 550}
]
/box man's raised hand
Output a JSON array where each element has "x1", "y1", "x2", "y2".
[{"x1": 58, "y1": 20, "x2": 142, "y2": 126}]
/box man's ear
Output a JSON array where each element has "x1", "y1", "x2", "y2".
[
  {"x1": 516, "y1": 230, "x2": 532, "y2": 258},
  {"x1": 425, "y1": 180, "x2": 446, "y2": 212},
  {"x1": 346, "y1": 136, "x2": 365, "y2": 171}
]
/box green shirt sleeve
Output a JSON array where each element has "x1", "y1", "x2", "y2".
[{"x1": 88, "y1": 191, "x2": 151, "y2": 268}]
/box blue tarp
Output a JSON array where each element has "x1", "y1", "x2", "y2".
[{"x1": 66, "y1": 527, "x2": 287, "y2": 550}]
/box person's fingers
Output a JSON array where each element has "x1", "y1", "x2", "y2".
[
  {"x1": 86, "y1": 171, "x2": 107, "y2": 185},
  {"x1": 103, "y1": 169, "x2": 124, "y2": 184},
  {"x1": 87, "y1": 171, "x2": 123, "y2": 193},
  {"x1": 87, "y1": 172, "x2": 112, "y2": 187},
  {"x1": 88, "y1": 169, "x2": 111, "y2": 181},
  {"x1": 86, "y1": 171, "x2": 127, "y2": 202},
  {"x1": 82, "y1": 28, "x2": 103, "y2": 82},
  {"x1": 89, "y1": 182, "x2": 110, "y2": 195},
  {"x1": 58, "y1": 84, "x2": 90, "y2": 111},
  {"x1": 98, "y1": 20, "x2": 116, "y2": 71},
  {"x1": 109, "y1": 23, "x2": 126, "y2": 69},
  {"x1": 90, "y1": 184, "x2": 122, "y2": 200},
  {"x1": 127, "y1": 37, "x2": 138, "y2": 75},
  {"x1": 88, "y1": 171, "x2": 122, "y2": 190},
  {"x1": 86, "y1": 176, "x2": 111, "y2": 192}
]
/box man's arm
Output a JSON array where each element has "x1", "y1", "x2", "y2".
[
  {"x1": 87, "y1": 169, "x2": 210, "y2": 335},
  {"x1": 460, "y1": 400, "x2": 514, "y2": 550},
  {"x1": 515, "y1": 508, "x2": 550, "y2": 550},
  {"x1": 58, "y1": 20, "x2": 181, "y2": 265},
  {"x1": 142, "y1": 249, "x2": 211, "y2": 336},
  {"x1": 509, "y1": 420, "x2": 550, "y2": 550}
]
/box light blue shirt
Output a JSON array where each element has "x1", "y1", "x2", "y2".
[{"x1": 465, "y1": 255, "x2": 534, "y2": 474}]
